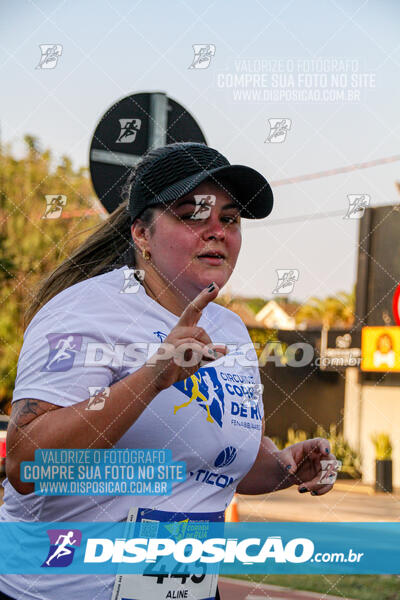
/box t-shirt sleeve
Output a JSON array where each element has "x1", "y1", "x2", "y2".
[{"x1": 12, "y1": 308, "x2": 114, "y2": 408}]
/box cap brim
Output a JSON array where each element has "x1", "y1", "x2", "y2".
[{"x1": 149, "y1": 164, "x2": 274, "y2": 219}]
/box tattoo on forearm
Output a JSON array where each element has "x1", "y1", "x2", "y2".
[{"x1": 9, "y1": 399, "x2": 57, "y2": 432}]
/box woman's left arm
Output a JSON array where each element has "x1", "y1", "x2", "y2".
[{"x1": 236, "y1": 418, "x2": 338, "y2": 496}]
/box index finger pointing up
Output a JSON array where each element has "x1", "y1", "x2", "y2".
[{"x1": 178, "y1": 282, "x2": 220, "y2": 327}]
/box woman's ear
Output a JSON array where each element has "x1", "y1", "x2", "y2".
[{"x1": 131, "y1": 220, "x2": 148, "y2": 254}]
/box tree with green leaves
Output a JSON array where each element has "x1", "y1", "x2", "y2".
[
  {"x1": 296, "y1": 287, "x2": 355, "y2": 329},
  {"x1": 0, "y1": 136, "x2": 100, "y2": 413}
]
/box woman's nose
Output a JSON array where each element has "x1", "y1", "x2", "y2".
[{"x1": 202, "y1": 221, "x2": 225, "y2": 241}]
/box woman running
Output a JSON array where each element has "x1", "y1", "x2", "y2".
[{"x1": 0, "y1": 142, "x2": 337, "y2": 600}]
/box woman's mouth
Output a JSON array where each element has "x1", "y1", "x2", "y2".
[{"x1": 197, "y1": 251, "x2": 226, "y2": 266}]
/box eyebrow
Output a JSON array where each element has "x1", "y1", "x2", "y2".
[{"x1": 175, "y1": 199, "x2": 240, "y2": 211}]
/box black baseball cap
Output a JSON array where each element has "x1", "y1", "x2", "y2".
[{"x1": 126, "y1": 142, "x2": 273, "y2": 222}]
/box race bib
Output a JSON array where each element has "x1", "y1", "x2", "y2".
[{"x1": 111, "y1": 507, "x2": 224, "y2": 600}]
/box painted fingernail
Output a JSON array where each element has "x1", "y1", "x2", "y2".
[
  {"x1": 286, "y1": 465, "x2": 292, "y2": 471},
  {"x1": 207, "y1": 282, "x2": 215, "y2": 292},
  {"x1": 325, "y1": 448, "x2": 329, "y2": 453},
  {"x1": 299, "y1": 487, "x2": 308, "y2": 493},
  {"x1": 311, "y1": 491, "x2": 318, "y2": 496}
]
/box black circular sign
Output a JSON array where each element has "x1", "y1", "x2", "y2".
[{"x1": 89, "y1": 92, "x2": 207, "y2": 213}]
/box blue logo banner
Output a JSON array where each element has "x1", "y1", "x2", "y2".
[{"x1": 0, "y1": 522, "x2": 398, "y2": 574}]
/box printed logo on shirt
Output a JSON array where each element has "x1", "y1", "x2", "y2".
[
  {"x1": 219, "y1": 372, "x2": 263, "y2": 430},
  {"x1": 153, "y1": 330, "x2": 168, "y2": 343},
  {"x1": 41, "y1": 333, "x2": 83, "y2": 372},
  {"x1": 189, "y1": 446, "x2": 237, "y2": 489},
  {"x1": 214, "y1": 446, "x2": 237, "y2": 468},
  {"x1": 41, "y1": 529, "x2": 82, "y2": 568},
  {"x1": 173, "y1": 366, "x2": 224, "y2": 427}
]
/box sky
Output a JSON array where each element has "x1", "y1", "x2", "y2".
[{"x1": 1, "y1": 0, "x2": 400, "y2": 302}]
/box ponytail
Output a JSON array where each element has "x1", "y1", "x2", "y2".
[
  {"x1": 25, "y1": 170, "x2": 154, "y2": 328},
  {"x1": 24, "y1": 203, "x2": 132, "y2": 327},
  {"x1": 24, "y1": 142, "x2": 190, "y2": 327}
]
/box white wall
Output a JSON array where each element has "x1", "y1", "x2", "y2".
[
  {"x1": 344, "y1": 368, "x2": 400, "y2": 488},
  {"x1": 360, "y1": 385, "x2": 400, "y2": 488}
]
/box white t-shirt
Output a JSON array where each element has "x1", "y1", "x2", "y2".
[{"x1": 0, "y1": 266, "x2": 264, "y2": 600}]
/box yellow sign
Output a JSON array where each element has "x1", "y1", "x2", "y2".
[{"x1": 361, "y1": 326, "x2": 400, "y2": 372}]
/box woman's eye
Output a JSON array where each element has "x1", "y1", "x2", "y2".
[
  {"x1": 222, "y1": 216, "x2": 239, "y2": 224},
  {"x1": 177, "y1": 213, "x2": 240, "y2": 223}
]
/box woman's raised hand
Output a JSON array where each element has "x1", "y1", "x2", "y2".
[
  {"x1": 146, "y1": 282, "x2": 228, "y2": 392},
  {"x1": 279, "y1": 438, "x2": 339, "y2": 496}
]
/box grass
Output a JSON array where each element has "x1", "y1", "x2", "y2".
[{"x1": 226, "y1": 574, "x2": 400, "y2": 600}]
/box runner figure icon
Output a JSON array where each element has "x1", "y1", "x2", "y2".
[
  {"x1": 344, "y1": 194, "x2": 370, "y2": 219},
  {"x1": 191, "y1": 195, "x2": 216, "y2": 220},
  {"x1": 174, "y1": 371, "x2": 220, "y2": 424},
  {"x1": 45, "y1": 531, "x2": 77, "y2": 566},
  {"x1": 120, "y1": 269, "x2": 144, "y2": 293},
  {"x1": 265, "y1": 118, "x2": 292, "y2": 143},
  {"x1": 86, "y1": 387, "x2": 110, "y2": 411},
  {"x1": 36, "y1": 44, "x2": 63, "y2": 69},
  {"x1": 272, "y1": 269, "x2": 299, "y2": 294},
  {"x1": 116, "y1": 118, "x2": 142, "y2": 143},
  {"x1": 188, "y1": 44, "x2": 216, "y2": 69},
  {"x1": 43, "y1": 195, "x2": 67, "y2": 219},
  {"x1": 45, "y1": 335, "x2": 77, "y2": 370}
]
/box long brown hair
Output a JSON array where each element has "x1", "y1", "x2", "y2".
[{"x1": 24, "y1": 147, "x2": 165, "y2": 328}]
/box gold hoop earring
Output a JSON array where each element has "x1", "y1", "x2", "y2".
[{"x1": 142, "y1": 249, "x2": 151, "y2": 261}]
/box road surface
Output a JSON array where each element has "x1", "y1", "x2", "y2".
[{"x1": 236, "y1": 484, "x2": 400, "y2": 522}]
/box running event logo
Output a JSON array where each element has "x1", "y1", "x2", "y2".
[
  {"x1": 41, "y1": 333, "x2": 82, "y2": 372},
  {"x1": 41, "y1": 529, "x2": 82, "y2": 568},
  {"x1": 214, "y1": 446, "x2": 237, "y2": 468},
  {"x1": 189, "y1": 446, "x2": 237, "y2": 489},
  {"x1": 173, "y1": 366, "x2": 225, "y2": 427}
]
